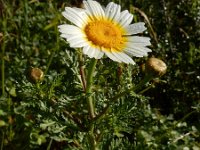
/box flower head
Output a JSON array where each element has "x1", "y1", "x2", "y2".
[{"x1": 58, "y1": 0, "x2": 152, "y2": 64}]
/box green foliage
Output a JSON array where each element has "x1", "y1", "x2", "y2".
[{"x1": 0, "y1": 0, "x2": 200, "y2": 149}]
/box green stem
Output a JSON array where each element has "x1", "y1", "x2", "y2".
[
  {"x1": 45, "y1": 26, "x2": 59, "y2": 74},
  {"x1": 45, "y1": 50, "x2": 55, "y2": 74},
  {"x1": 85, "y1": 58, "x2": 97, "y2": 150},
  {"x1": 138, "y1": 83, "x2": 155, "y2": 94},
  {"x1": 1, "y1": 12, "x2": 7, "y2": 96},
  {"x1": 157, "y1": 110, "x2": 197, "y2": 141},
  {"x1": 79, "y1": 50, "x2": 86, "y2": 92},
  {"x1": 46, "y1": 139, "x2": 53, "y2": 150},
  {"x1": 86, "y1": 58, "x2": 97, "y2": 119},
  {"x1": 1, "y1": 41, "x2": 5, "y2": 96},
  {"x1": 174, "y1": 110, "x2": 196, "y2": 128},
  {"x1": 88, "y1": 125, "x2": 96, "y2": 150},
  {"x1": 93, "y1": 74, "x2": 153, "y2": 122}
]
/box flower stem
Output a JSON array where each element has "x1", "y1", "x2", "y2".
[
  {"x1": 78, "y1": 50, "x2": 86, "y2": 92},
  {"x1": 1, "y1": 38, "x2": 5, "y2": 96},
  {"x1": 85, "y1": 58, "x2": 97, "y2": 150},
  {"x1": 45, "y1": 26, "x2": 59, "y2": 74},
  {"x1": 86, "y1": 58, "x2": 97, "y2": 119},
  {"x1": 1, "y1": 13, "x2": 7, "y2": 96},
  {"x1": 46, "y1": 139, "x2": 53, "y2": 150}
]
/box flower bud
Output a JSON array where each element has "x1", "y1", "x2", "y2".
[
  {"x1": 28, "y1": 67, "x2": 44, "y2": 83},
  {"x1": 145, "y1": 58, "x2": 167, "y2": 77}
]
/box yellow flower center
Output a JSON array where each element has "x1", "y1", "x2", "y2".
[{"x1": 84, "y1": 20, "x2": 126, "y2": 51}]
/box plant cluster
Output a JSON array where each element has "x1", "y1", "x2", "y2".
[{"x1": 0, "y1": 0, "x2": 199, "y2": 149}]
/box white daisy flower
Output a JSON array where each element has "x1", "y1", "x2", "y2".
[{"x1": 58, "y1": 0, "x2": 152, "y2": 65}]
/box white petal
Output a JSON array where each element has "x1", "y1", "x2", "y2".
[
  {"x1": 72, "y1": 7, "x2": 85, "y2": 13},
  {"x1": 83, "y1": 0, "x2": 105, "y2": 19},
  {"x1": 60, "y1": 34, "x2": 71, "y2": 39},
  {"x1": 126, "y1": 43, "x2": 150, "y2": 47},
  {"x1": 104, "y1": 50, "x2": 122, "y2": 63},
  {"x1": 105, "y1": 2, "x2": 121, "y2": 22},
  {"x1": 119, "y1": 10, "x2": 133, "y2": 27},
  {"x1": 141, "y1": 47, "x2": 151, "y2": 52},
  {"x1": 62, "y1": 7, "x2": 88, "y2": 27},
  {"x1": 71, "y1": 41, "x2": 88, "y2": 48},
  {"x1": 83, "y1": 45, "x2": 104, "y2": 59},
  {"x1": 127, "y1": 36, "x2": 151, "y2": 46},
  {"x1": 83, "y1": 45, "x2": 90, "y2": 55},
  {"x1": 129, "y1": 44, "x2": 152, "y2": 52},
  {"x1": 58, "y1": 25, "x2": 83, "y2": 35},
  {"x1": 127, "y1": 42, "x2": 151, "y2": 52},
  {"x1": 67, "y1": 35, "x2": 88, "y2": 48},
  {"x1": 124, "y1": 43, "x2": 152, "y2": 57},
  {"x1": 92, "y1": 47, "x2": 104, "y2": 59},
  {"x1": 67, "y1": 35, "x2": 84, "y2": 41},
  {"x1": 83, "y1": 46, "x2": 98, "y2": 58},
  {"x1": 96, "y1": 50, "x2": 104, "y2": 59},
  {"x1": 125, "y1": 22, "x2": 147, "y2": 35},
  {"x1": 111, "y1": 50, "x2": 135, "y2": 64},
  {"x1": 124, "y1": 49, "x2": 146, "y2": 57},
  {"x1": 128, "y1": 36, "x2": 151, "y2": 43},
  {"x1": 87, "y1": 47, "x2": 96, "y2": 58}
]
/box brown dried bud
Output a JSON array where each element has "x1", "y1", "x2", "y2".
[
  {"x1": 28, "y1": 67, "x2": 44, "y2": 83},
  {"x1": 145, "y1": 58, "x2": 167, "y2": 77}
]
